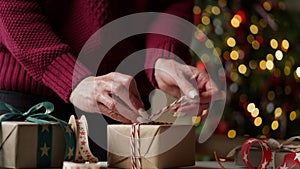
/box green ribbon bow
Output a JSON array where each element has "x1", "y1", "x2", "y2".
[{"x1": 0, "y1": 102, "x2": 76, "y2": 164}]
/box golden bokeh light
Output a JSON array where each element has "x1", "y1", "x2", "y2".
[
  {"x1": 247, "y1": 103, "x2": 256, "y2": 113},
  {"x1": 250, "y1": 25, "x2": 259, "y2": 34},
  {"x1": 249, "y1": 60, "x2": 258, "y2": 70},
  {"x1": 247, "y1": 35, "x2": 255, "y2": 44},
  {"x1": 296, "y1": 67, "x2": 300, "y2": 78},
  {"x1": 271, "y1": 120, "x2": 279, "y2": 130},
  {"x1": 290, "y1": 111, "x2": 297, "y2": 121},
  {"x1": 263, "y1": 1, "x2": 272, "y2": 11},
  {"x1": 267, "y1": 91, "x2": 275, "y2": 101},
  {"x1": 281, "y1": 39, "x2": 289, "y2": 51},
  {"x1": 274, "y1": 107, "x2": 282, "y2": 119},
  {"x1": 266, "y1": 60, "x2": 274, "y2": 70},
  {"x1": 270, "y1": 39, "x2": 278, "y2": 49},
  {"x1": 284, "y1": 66, "x2": 291, "y2": 76},
  {"x1": 252, "y1": 40, "x2": 260, "y2": 50},
  {"x1": 238, "y1": 64, "x2": 247, "y2": 74},
  {"x1": 262, "y1": 125, "x2": 270, "y2": 135},
  {"x1": 218, "y1": 0, "x2": 227, "y2": 7},
  {"x1": 259, "y1": 60, "x2": 267, "y2": 70},
  {"x1": 227, "y1": 37, "x2": 236, "y2": 47},
  {"x1": 193, "y1": 6, "x2": 201, "y2": 15},
  {"x1": 227, "y1": 130, "x2": 237, "y2": 139},
  {"x1": 230, "y1": 72, "x2": 239, "y2": 82},
  {"x1": 230, "y1": 50, "x2": 239, "y2": 60},
  {"x1": 202, "y1": 16, "x2": 211, "y2": 25},
  {"x1": 251, "y1": 108, "x2": 260, "y2": 118},
  {"x1": 231, "y1": 16, "x2": 241, "y2": 28},
  {"x1": 266, "y1": 54, "x2": 274, "y2": 61},
  {"x1": 275, "y1": 50, "x2": 283, "y2": 61},
  {"x1": 254, "y1": 117, "x2": 262, "y2": 127},
  {"x1": 211, "y1": 6, "x2": 221, "y2": 15}
]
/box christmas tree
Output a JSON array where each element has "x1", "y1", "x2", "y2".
[{"x1": 193, "y1": 0, "x2": 300, "y2": 139}]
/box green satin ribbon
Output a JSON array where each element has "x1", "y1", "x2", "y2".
[{"x1": 0, "y1": 102, "x2": 76, "y2": 166}]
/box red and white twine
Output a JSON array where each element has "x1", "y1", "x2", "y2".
[
  {"x1": 149, "y1": 96, "x2": 191, "y2": 121},
  {"x1": 131, "y1": 123, "x2": 142, "y2": 169}
]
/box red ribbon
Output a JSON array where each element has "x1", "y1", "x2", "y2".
[
  {"x1": 241, "y1": 138, "x2": 272, "y2": 169},
  {"x1": 216, "y1": 138, "x2": 300, "y2": 169}
]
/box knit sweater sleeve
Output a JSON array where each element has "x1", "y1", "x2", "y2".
[
  {"x1": 144, "y1": 0, "x2": 194, "y2": 87},
  {"x1": 0, "y1": 0, "x2": 91, "y2": 102}
]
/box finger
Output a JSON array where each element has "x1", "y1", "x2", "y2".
[
  {"x1": 176, "y1": 69, "x2": 199, "y2": 100},
  {"x1": 112, "y1": 78, "x2": 145, "y2": 115},
  {"x1": 128, "y1": 80, "x2": 147, "y2": 113},
  {"x1": 200, "y1": 90, "x2": 224, "y2": 103},
  {"x1": 113, "y1": 95, "x2": 150, "y2": 123},
  {"x1": 95, "y1": 92, "x2": 116, "y2": 110},
  {"x1": 96, "y1": 103, "x2": 130, "y2": 123}
]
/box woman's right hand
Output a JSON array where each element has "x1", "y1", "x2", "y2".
[{"x1": 69, "y1": 72, "x2": 149, "y2": 123}]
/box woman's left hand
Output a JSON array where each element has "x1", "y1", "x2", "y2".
[{"x1": 154, "y1": 58, "x2": 221, "y2": 116}]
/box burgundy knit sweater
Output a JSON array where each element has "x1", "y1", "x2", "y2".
[{"x1": 0, "y1": 0, "x2": 193, "y2": 103}]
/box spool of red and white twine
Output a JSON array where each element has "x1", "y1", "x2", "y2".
[
  {"x1": 64, "y1": 115, "x2": 100, "y2": 169},
  {"x1": 131, "y1": 123, "x2": 142, "y2": 169}
]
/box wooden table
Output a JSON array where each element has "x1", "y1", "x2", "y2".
[{"x1": 99, "y1": 161, "x2": 246, "y2": 169}]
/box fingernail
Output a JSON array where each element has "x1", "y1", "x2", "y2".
[
  {"x1": 137, "y1": 116, "x2": 151, "y2": 123},
  {"x1": 138, "y1": 108, "x2": 149, "y2": 119},
  {"x1": 188, "y1": 90, "x2": 199, "y2": 99}
]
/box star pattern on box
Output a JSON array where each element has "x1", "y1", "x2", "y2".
[
  {"x1": 67, "y1": 147, "x2": 74, "y2": 160},
  {"x1": 40, "y1": 143, "x2": 50, "y2": 157},
  {"x1": 65, "y1": 125, "x2": 72, "y2": 137},
  {"x1": 41, "y1": 124, "x2": 49, "y2": 132}
]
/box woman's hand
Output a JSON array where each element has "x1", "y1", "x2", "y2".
[
  {"x1": 154, "y1": 58, "x2": 221, "y2": 116},
  {"x1": 69, "y1": 72, "x2": 149, "y2": 123}
]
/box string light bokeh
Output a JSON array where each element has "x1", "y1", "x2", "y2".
[{"x1": 193, "y1": 0, "x2": 300, "y2": 139}]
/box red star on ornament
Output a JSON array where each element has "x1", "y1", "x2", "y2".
[
  {"x1": 247, "y1": 139, "x2": 255, "y2": 144},
  {"x1": 243, "y1": 152, "x2": 248, "y2": 163},
  {"x1": 294, "y1": 152, "x2": 300, "y2": 161},
  {"x1": 280, "y1": 163, "x2": 288, "y2": 169},
  {"x1": 81, "y1": 141, "x2": 86, "y2": 146},
  {"x1": 262, "y1": 142, "x2": 270, "y2": 150},
  {"x1": 261, "y1": 159, "x2": 269, "y2": 168}
]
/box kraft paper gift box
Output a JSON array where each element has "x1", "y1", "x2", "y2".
[
  {"x1": 107, "y1": 124, "x2": 195, "y2": 169},
  {"x1": 0, "y1": 121, "x2": 66, "y2": 168}
]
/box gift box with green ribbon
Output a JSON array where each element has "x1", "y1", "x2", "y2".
[{"x1": 0, "y1": 102, "x2": 76, "y2": 168}]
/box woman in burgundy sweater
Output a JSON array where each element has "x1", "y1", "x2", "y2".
[{"x1": 0, "y1": 0, "x2": 219, "y2": 123}]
